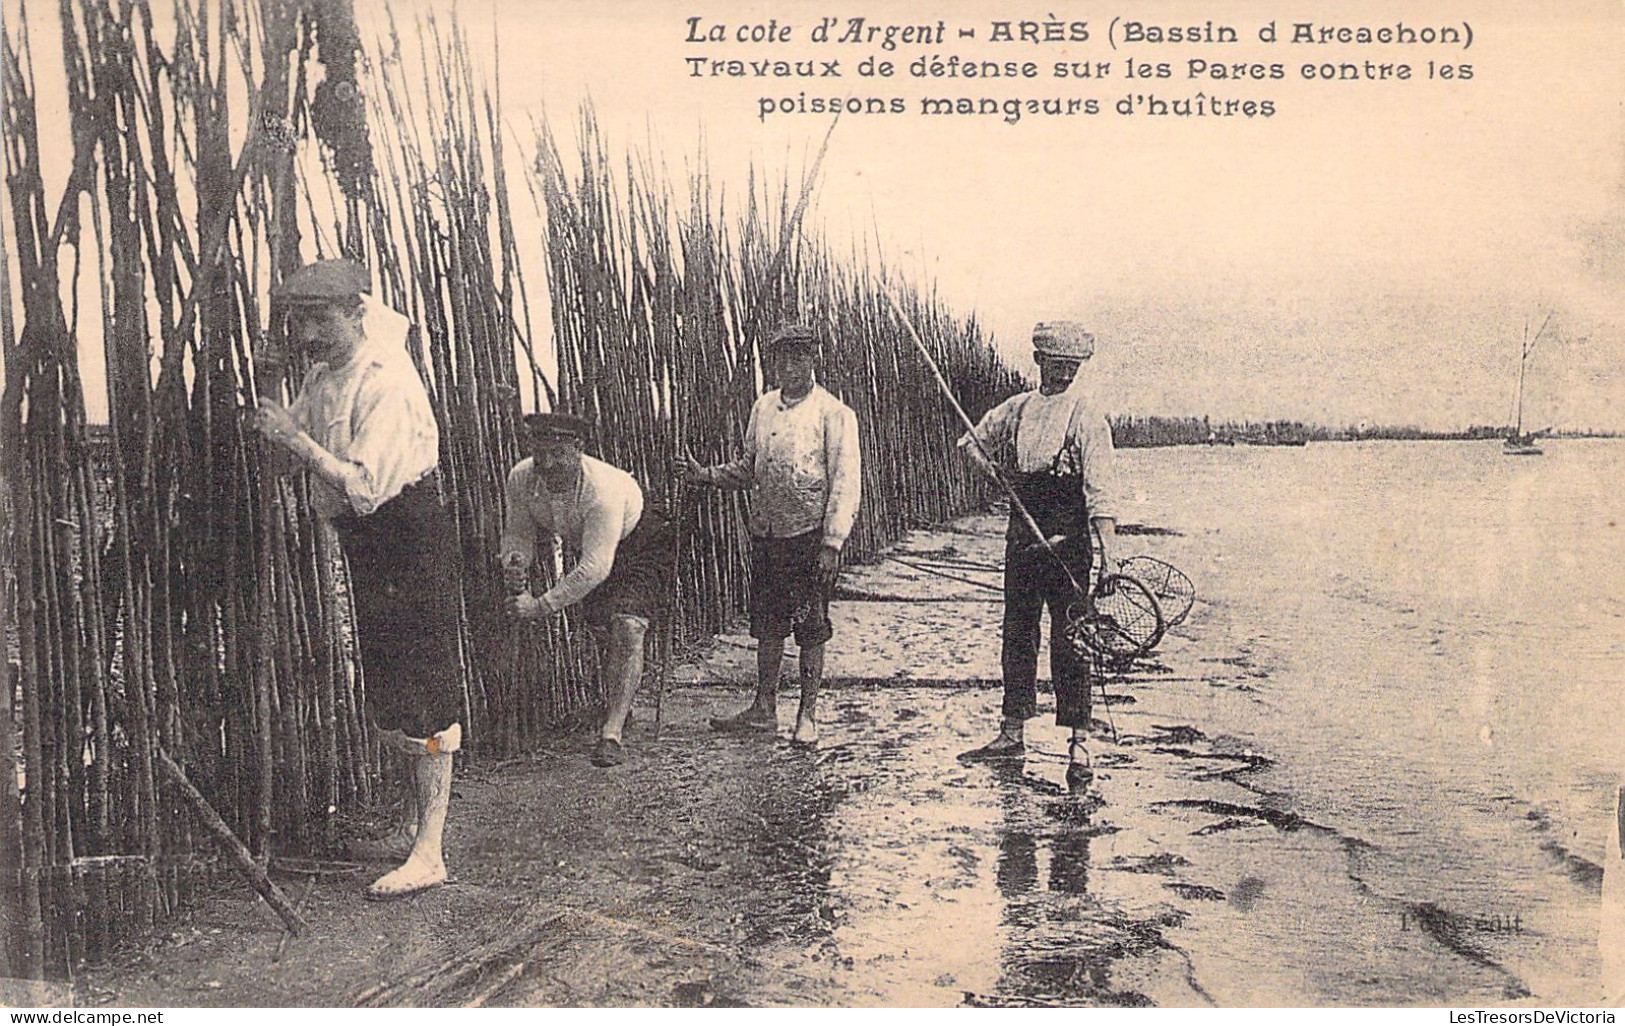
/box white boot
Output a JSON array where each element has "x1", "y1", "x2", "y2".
[
  {"x1": 367, "y1": 727, "x2": 457, "y2": 900},
  {"x1": 349, "y1": 770, "x2": 417, "y2": 861},
  {"x1": 367, "y1": 751, "x2": 450, "y2": 899}
]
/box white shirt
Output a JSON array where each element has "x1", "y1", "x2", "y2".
[
  {"x1": 288, "y1": 301, "x2": 439, "y2": 518},
  {"x1": 499, "y1": 455, "x2": 644, "y2": 613},
  {"x1": 959, "y1": 384, "x2": 1119, "y2": 520},
  {"x1": 707, "y1": 383, "x2": 862, "y2": 547}
]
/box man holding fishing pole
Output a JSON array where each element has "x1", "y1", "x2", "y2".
[
  {"x1": 500, "y1": 412, "x2": 675, "y2": 768},
  {"x1": 956, "y1": 321, "x2": 1119, "y2": 790},
  {"x1": 675, "y1": 323, "x2": 862, "y2": 747}
]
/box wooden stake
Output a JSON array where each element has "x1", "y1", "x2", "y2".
[{"x1": 155, "y1": 750, "x2": 309, "y2": 937}]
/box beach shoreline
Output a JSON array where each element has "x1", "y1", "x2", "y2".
[{"x1": 62, "y1": 506, "x2": 1608, "y2": 1007}]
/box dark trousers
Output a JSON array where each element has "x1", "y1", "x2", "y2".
[
  {"x1": 582, "y1": 506, "x2": 674, "y2": 630},
  {"x1": 1000, "y1": 472, "x2": 1093, "y2": 729},
  {"x1": 334, "y1": 474, "x2": 464, "y2": 739}
]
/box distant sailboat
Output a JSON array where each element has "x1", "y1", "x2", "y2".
[{"x1": 1503, "y1": 313, "x2": 1549, "y2": 456}]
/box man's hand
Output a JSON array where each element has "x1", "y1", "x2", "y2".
[
  {"x1": 672, "y1": 448, "x2": 705, "y2": 486},
  {"x1": 817, "y1": 544, "x2": 842, "y2": 589},
  {"x1": 1091, "y1": 517, "x2": 1120, "y2": 580},
  {"x1": 506, "y1": 591, "x2": 546, "y2": 620},
  {"x1": 253, "y1": 397, "x2": 300, "y2": 448},
  {"x1": 958, "y1": 438, "x2": 1000, "y2": 480}
]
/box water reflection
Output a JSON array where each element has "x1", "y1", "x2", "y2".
[
  {"x1": 983, "y1": 761, "x2": 1130, "y2": 1004},
  {"x1": 1049, "y1": 829, "x2": 1091, "y2": 896},
  {"x1": 996, "y1": 829, "x2": 1038, "y2": 903}
]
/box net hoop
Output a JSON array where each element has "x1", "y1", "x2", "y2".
[
  {"x1": 1065, "y1": 573, "x2": 1165, "y2": 662},
  {"x1": 1120, "y1": 555, "x2": 1196, "y2": 627}
]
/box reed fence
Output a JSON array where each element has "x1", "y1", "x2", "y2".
[{"x1": 0, "y1": 0, "x2": 1019, "y2": 978}]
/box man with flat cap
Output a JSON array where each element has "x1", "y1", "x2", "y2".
[
  {"x1": 956, "y1": 321, "x2": 1120, "y2": 792},
  {"x1": 252, "y1": 257, "x2": 463, "y2": 899},
  {"x1": 675, "y1": 322, "x2": 862, "y2": 746},
  {"x1": 500, "y1": 412, "x2": 674, "y2": 767}
]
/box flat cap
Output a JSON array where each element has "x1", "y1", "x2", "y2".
[
  {"x1": 1032, "y1": 321, "x2": 1094, "y2": 360},
  {"x1": 273, "y1": 258, "x2": 371, "y2": 305},
  {"x1": 766, "y1": 323, "x2": 820, "y2": 353},
  {"x1": 523, "y1": 412, "x2": 593, "y2": 441}
]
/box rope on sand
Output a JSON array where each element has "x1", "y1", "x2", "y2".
[
  {"x1": 833, "y1": 585, "x2": 1001, "y2": 603},
  {"x1": 882, "y1": 555, "x2": 1004, "y2": 592}
]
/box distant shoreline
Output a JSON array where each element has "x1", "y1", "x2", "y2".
[{"x1": 1108, "y1": 416, "x2": 1623, "y2": 448}]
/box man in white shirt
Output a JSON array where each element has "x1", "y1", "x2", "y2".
[
  {"x1": 956, "y1": 321, "x2": 1119, "y2": 792},
  {"x1": 676, "y1": 324, "x2": 862, "y2": 746},
  {"x1": 501, "y1": 413, "x2": 673, "y2": 768},
  {"x1": 254, "y1": 258, "x2": 462, "y2": 900}
]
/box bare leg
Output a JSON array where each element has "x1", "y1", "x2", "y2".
[
  {"x1": 600, "y1": 615, "x2": 647, "y2": 744},
  {"x1": 793, "y1": 641, "x2": 824, "y2": 745},
  {"x1": 755, "y1": 638, "x2": 785, "y2": 714}
]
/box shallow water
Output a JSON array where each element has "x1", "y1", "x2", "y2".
[{"x1": 1117, "y1": 438, "x2": 1625, "y2": 1003}]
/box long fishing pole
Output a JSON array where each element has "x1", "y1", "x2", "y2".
[
  {"x1": 882, "y1": 291, "x2": 1087, "y2": 599},
  {"x1": 657, "y1": 455, "x2": 684, "y2": 741}
]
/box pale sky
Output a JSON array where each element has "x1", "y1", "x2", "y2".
[{"x1": 7, "y1": 0, "x2": 1624, "y2": 431}]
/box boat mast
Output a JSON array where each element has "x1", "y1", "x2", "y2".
[
  {"x1": 1513, "y1": 322, "x2": 1528, "y2": 436},
  {"x1": 1512, "y1": 311, "x2": 1552, "y2": 438}
]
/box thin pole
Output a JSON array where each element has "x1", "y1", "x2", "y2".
[
  {"x1": 156, "y1": 751, "x2": 308, "y2": 936},
  {"x1": 1513, "y1": 311, "x2": 1553, "y2": 437},
  {"x1": 653, "y1": 485, "x2": 679, "y2": 741}
]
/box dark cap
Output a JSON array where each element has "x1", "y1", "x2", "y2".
[
  {"x1": 523, "y1": 412, "x2": 593, "y2": 442},
  {"x1": 273, "y1": 258, "x2": 371, "y2": 306},
  {"x1": 766, "y1": 323, "x2": 820, "y2": 354}
]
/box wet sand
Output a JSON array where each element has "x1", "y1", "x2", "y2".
[{"x1": 69, "y1": 508, "x2": 1603, "y2": 1007}]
